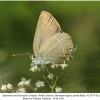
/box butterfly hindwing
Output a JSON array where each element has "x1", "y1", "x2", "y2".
[{"x1": 39, "y1": 33, "x2": 73, "y2": 63}]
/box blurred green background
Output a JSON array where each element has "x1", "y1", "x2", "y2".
[{"x1": 0, "y1": 1, "x2": 100, "y2": 93}]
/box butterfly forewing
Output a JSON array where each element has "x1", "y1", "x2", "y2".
[{"x1": 33, "y1": 11, "x2": 62, "y2": 57}]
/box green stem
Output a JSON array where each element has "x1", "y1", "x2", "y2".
[
  {"x1": 51, "y1": 70, "x2": 64, "y2": 93},
  {"x1": 29, "y1": 86, "x2": 36, "y2": 93},
  {"x1": 43, "y1": 76, "x2": 52, "y2": 88},
  {"x1": 58, "y1": 70, "x2": 64, "y2": 78},
  {"x1": 51, "y1": 86, "x2": 54, "y2": 93}
]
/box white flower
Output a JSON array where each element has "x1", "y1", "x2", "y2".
[
  {"x1": 35, "y1": 81, "x2": 45, "y2": 88},
  {"x1": 55, "y1": 87, "x2": 62, "y2": 93},
  {"x1": 18, "y1": 81, "x2": 24, "y2": 87},
  {"x1": 1, "y1": 84, "x2": 7, "y2": 91},
  {"x1": 47, "y1": 74, "x2": 53, "y2": 80},
  {"x1": 34, "y1": 88, "x2": 37, "y2": 91},
  {"x1": 24, "y1": 79, "x2": 31, "y2": 86},
  {"x1": 30, "y1": 65, "x2": 38, "y2": 72},
  {"x1": 41, "y1": 65, "x2": 45, "y2": 69},
  {"x1": 60, "y1": 63, "x2": 68, "y2": 69},
  {"x1": 60, "y1": 61, "x2": 68, "y2": 70},
  {"x1": 21, "y1": 78, "x2": 26, "y2": 82},
  {"x1": 51, "y1": 64, "x2": 55, "y2": 69},
  {"x1": 18, "y1": 78, "x2": 31, "y2": 87},
  {"x1": 37, "y1": 68, "x2": 41, "y2": 72},
  {"x1": 55, "y1": 64, "x2": 60, "y2": 68},
  {"x1": 7, "y1": 83, "x2": 13, "y2": 90},
  {"x1": 30, "y1": 62, "x2": 34, "y2": 67},
  {"x1": 16, "y1": 87, "x2": 26, "y2": 93},
  {"x1": 30, "y1": 55, "x2": 34, "y2": 61}
]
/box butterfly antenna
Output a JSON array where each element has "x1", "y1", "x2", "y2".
[{"x1": 13, "y1": 53, "x2": 32, "y2": 56}]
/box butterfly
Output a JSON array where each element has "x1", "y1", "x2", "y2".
[{"x1": 32, "y1": 11, "x2": 74, "y2": 65}]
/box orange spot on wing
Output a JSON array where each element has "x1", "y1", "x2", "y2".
[
  {"x1": 66, "y1": 54, "x2": 71, "y2": 61},
  {"x1": 67, "y1": 46, "x2": 71, "y2": 51}
]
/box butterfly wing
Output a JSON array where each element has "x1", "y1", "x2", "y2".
[
  {"x1": 33, "y1": 11, "x2": 62, "y2": 57},
  {"x1": 39, "y1": 33, "x2": 73, "y2": 63}
]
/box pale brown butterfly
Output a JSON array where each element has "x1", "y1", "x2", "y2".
[{"x1": 32, "y1": 11, "x2": 74, "y2": 65}]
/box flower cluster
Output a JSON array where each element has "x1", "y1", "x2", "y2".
[
  {"x1": 30, "y1": 63, "x2": 41, "y2": 72},
  {"x1": 29, "y1": 59, "x2": 67, "y2": 93},
  {"x1": 35, "y1": 81, "x2": 45, "y2": 88},
  {"x1": 1, "y1": 51, "x2": 75, "y2": 93},
  {"x1": 18, "y1": 78, "x2": 31, "y2": 87},
  {"x1": 16, "y1": 78, "x2": 31, "y2": 93},
  {"x1": 1, "y1": 78, "x2": 31, "y2": 93},
  {"x1": 1, "y1": 83, "x2": 13, "y2": 92},
  {"x1": 55, "y1": 87, "x2": 62, "y2": 93}
]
